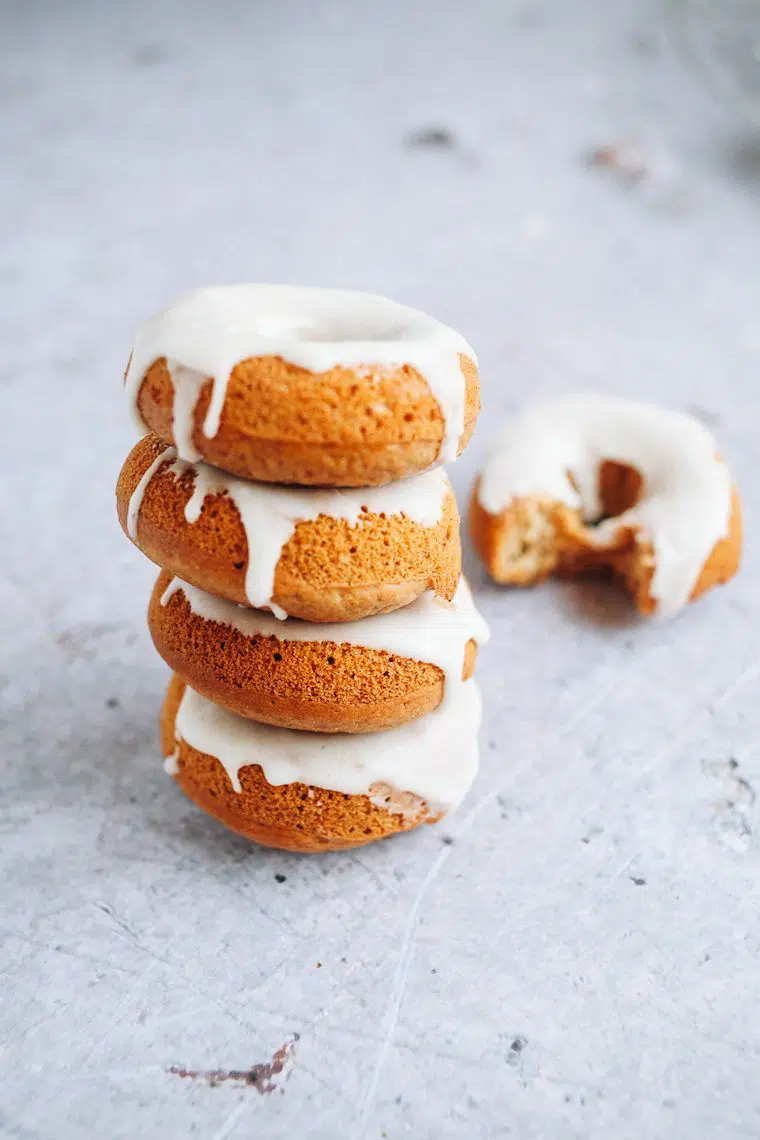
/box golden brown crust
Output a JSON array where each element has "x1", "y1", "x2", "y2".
[
  {"x1": 469, "y1": 472, "x2": 743, "y2": 616},
  {"x1": 116, "y1": 434, "x2": 461, "y2": 622},
  {"x1": 149, "y1": 571, "x2": 477, "y2": 732},
  {"x1": 134, "y1": 353, "x2": 479, "y2": 485},
  {"x1": 161, "y1": 675, "x2": 441, "y2": 851}
]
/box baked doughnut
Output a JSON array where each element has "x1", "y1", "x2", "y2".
[
  {"x1": 125, "y1": 285, "x2": 479, "y2": 486},
  {"x1": 117, "y1": 434, "x2": 461, "y2": 622},
  {"x1": 161, "y1": 674, "x2": 482, "y2": 851},
  {"x1": 470, "y1": 394, "x2": 742, "y2": 616},
  {"x1": 149, "y1": 571, "x2": 488, "y2": 733}
]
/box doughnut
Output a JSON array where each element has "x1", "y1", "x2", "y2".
[
  {"x1": 470, "y1": 394, "x2": 742, "y2": 617},
  {"x1": 161, "y1": 674, "x2": 482, "y2": 851},
  {"x1": 117, "y1": 435, "x2": 461, "y2": 622},
  {"x1": 125, "y1": 285, "x2": 480, "y2": 486},
  {"x1": 148, "y1": 571, "x2": 488, "y2": 733}
]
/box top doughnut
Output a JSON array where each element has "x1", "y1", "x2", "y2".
[{"x1": 125, "y1": 285, "x2": 480, "y2": 486}]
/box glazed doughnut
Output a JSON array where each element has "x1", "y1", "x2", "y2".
[
  {"x1": 117, "y1": 434, "x2": 461, "y2": 622},
  {"x1": 149, "y1": 571, "x2": 488, "y2": 733},
  {"x1": 125, "y1": 285, "x2": 480, "y2": 487},
  {"x1": 161, "y1": 674, "x2": 482, "y2": 851},
  {"x1": 470, "y1": 394, "x2": 742, "y2": 616}
]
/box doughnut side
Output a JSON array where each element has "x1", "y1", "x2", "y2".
[
  {"x1": 617, "y1": 486, "x2": 743, "y2": 615},
  {"x1": 116, "y1": 435, "x2": 462, "y2": 622},
  {"x1": 161, "y1": 675, "x2": 441, "y2": 851},
  {"x1": 134, "y1": 353, "x2": 480, "y2": 485},
  {"x1": 149, "y1": 571, "x2": 477, "y2": 732}
]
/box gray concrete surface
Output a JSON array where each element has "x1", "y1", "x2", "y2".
[{"x1": 1, "y1": 1, "x2": 759, "y2": 1137}]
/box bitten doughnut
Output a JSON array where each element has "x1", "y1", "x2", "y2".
[
  {"x1": 161, "y1": 675, "x2": 482, "y2": 851},
  {"x1": 149, "y1": 571, "x2": 488, "y2": 733},
  {"x1": 470, "y1": 394, "x2": 742, "y2": 617},
  {"x1": 125, "y1": 285, "x2": 480, "y2": 486},
  {"x1": 117, "y1": 434, "x2": 461, "y2": 622}
]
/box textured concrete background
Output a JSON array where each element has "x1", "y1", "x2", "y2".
[{"x1": 2, "y1": 1, "x2": 759, "y2": 1137}]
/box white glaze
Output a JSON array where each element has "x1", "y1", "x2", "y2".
[
  {"x1": 169, "y1": 364, "x2": 206, "y2": 461},
  {"x1": 126, "y1": 445, "x2": 177, "y2": 539},
  {"x1": 125, "y1": 285, "x2": 475, "y2": 462},
  {"x1": 172, "y1": 679, "x2": 482, "y2": 807},
  {"x1": 477, "y1": 393, "x2": 734, "y2": 615},
  {"x1": 161, "y1": 575, "x2": 489, "y2": 708},
  {"x1": 151, "y1": 455, "x2": 450, "y2": 617}
]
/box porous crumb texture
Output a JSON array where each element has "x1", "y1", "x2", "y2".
[
  {"x1": 117, "y1": 434, "x2": 462, "y2": 622},
  {"x1": 161, "y1": 675, "x2": 441, "y2": 852},
  {"x1": 135, "y1": 353, "x2": 480, "y2": 485},
  {"x1": 469, "y1": 463, "x2": 743, "y2": 614},
  {"x1": 149, "y1": 570, "x2": 477, "y2": 732}
]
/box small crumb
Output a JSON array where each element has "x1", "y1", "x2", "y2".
[
  {"x1": 630, "y1": 876, "x2": 647, "y2": 886},
  {"x1": 441, "y1": 835, "x2": 454, "y2": 846},
  {"x1": 105, "y1": 696, "x2": 119, "y2": 708},
  {"x1": 131, "y1": 42, "x2": 167, "y2": 68},
  {"x1": 316, "y1": 961, "x2": 322, "y2": 968},
  {"x1": 686, "y1": 403, "x2": 720, "y2": 428},
  {"x1": 274, "y1": 873, "x2": 286, "y2": 884},
  {"x1": 404, "y1": 125, "x2": 456, "y2": 150},
  {"x1": 587, "y1": 141, "x2": 648, "y2": 182},
  {"x1": 510, "y1": 1035, "x2": 527, "y2": 1053}
]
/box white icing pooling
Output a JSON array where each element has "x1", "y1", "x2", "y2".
[
  {"x1": 172, "y1": 679, "x2": 482, "y2": 807},
  {"x1": 126, "y1": 445, "x2": 177, "y2": 539},
  {"x1": 161, "y1": 575, "x2": 489, "y2": 708},
  {"x1": 125, "y1": 285, "x2": 475, "y2": 462},
  {"x1": 477, "y1": 393, "x2": 733, "y2": 616},
  {"x1": 163, "y1": 456, "x2": 450, "y2": 616}
]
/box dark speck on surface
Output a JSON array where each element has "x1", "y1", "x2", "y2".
[
  {"x1": 105, "y1": 696, "x2": 119, "y2": 708},
  {"x1": 441, "y1": 835, "x2": 455, "y2": 845},
  {"x1": 687, "y1": 403, "x2": 721, "y2": 427},
  {"x1": 507, "y1": 1036, "x2": 528, "y2": 1065},
  {"x1": 274, "y1": 873, "x2": 286, "y2": 883},
  {"x1": 404, "y1": 126, "x2": 457, "y2": 150},
  {"x1": 131, "y1": 43, "x2": 168, "y2": 68},
  {"x1": 630, "y1": 876, "x2": 647, "y2": 886}
]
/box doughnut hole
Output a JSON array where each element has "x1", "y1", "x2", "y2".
[{"x1": 596, "y1": 460, "x2": 644, "y2": 521}]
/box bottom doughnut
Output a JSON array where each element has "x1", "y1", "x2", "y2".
[{"x1": 161, "y1": 675, "x2": 481, "y2": 852}]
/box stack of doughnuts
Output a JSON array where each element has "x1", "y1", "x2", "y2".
[{"x1": 116, "y1": 285, "x2": 488, "y2": 851}]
